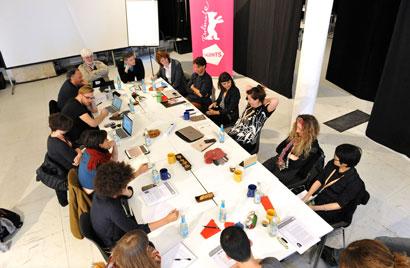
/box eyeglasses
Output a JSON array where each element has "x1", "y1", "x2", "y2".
[{"x1": 83, "y1": 95, "x2": 95, "y2": 100}]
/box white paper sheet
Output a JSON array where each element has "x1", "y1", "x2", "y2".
[
  {"x1": 278, "y1": 217, "x2": 320, "y2": 254},
  {"x1": 162, "y1": 242, "x2": 197, "y2": 268},
  {"x1": 141, "y1": 181, "x2": 177, "y2": 206}
]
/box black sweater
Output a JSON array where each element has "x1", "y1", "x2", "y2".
[
  {"x1": 90, "y1": 194, "x2": 150, "y2": 249},
  {"x1": 117, "y1": 58, "x2": 145, "y2": 83}
]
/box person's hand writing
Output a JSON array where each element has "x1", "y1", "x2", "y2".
[
  {"x1": 165, "y1": 209, "x2": 179, "y2": 223},
  {"x1": 137, "y1": 163, "x2": 149, "y2": 175}
]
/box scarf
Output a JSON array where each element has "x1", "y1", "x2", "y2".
[{"x1": 86, "y1": 148, "x2": 111, "y2": 171}]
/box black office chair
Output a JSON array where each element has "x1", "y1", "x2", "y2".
[
  {"x1": 79, "y1": 212, "x2": 110, "y2": 262},
  {"x1": 48, "y1": 100, "x2": 60, "y2": 115},
  {"x1": 310, "y1": 189, "x2": 370, "y2": 268},
  {"x1": 289, "y1": 147, "x2": 325, "y2": 193}
]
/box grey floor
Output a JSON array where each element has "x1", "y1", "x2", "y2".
[{"x1": 0, "y1": 45, "x2": 409, "y2": 268}]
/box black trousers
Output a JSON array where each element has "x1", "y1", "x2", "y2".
[
  {"x1": 55, "y1": 190, "x2": 68, "y2": 207},
  {"x1": 207, "y1": 114, "x2": 232, "y2": 127},
  {"x1": 263, "y1": 156, "x2": 299, "y2": 187}
]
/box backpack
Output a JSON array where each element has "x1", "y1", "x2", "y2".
[
  {"x1": 0, "y1": 209, "x2": 23, "y2": 243},
  {"x1": 36, "y1": 154, "x2": 68, "y2": 191}
]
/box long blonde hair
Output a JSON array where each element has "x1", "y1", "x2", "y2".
[
  {"x1": 110, "y1": 230, "x2": 159, "y2": 268},
  {"x1": 340, "y1": 239, "x2": 410, "y2": 268},
  {"x1": 288, "y1": 114, "x2": 319, "y2": 158}
]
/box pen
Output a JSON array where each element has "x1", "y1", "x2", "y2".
[
  {"x1": 203, "y1": 225, "x2": 219, "y2": 229},
  {"x1": 174, "y1": 258, "x2": 192, "y2": 261},
  {"x1": 277, "y1": 236, "x2": 289, "y2": 249}
]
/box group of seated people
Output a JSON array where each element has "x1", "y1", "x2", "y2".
[
  {"x1": 43, "y1": 48, "x2": 407, "y2": 268},
  {"x1": 93, "y1": 226, "x2": 410, "y2": 268}
]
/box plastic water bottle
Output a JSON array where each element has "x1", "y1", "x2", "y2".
[
  {"x1": 218, "y1": 200, "x2": 226, "y2": 223},
  {"x1": 141, "y1": 79, "x2": 147, "y2": 93},
  {"x1": 219, "y1": 124, "x2": 225, "y2": 143},
  {"x1": 151, "y1": 78, "x2": 156, "y2": 91},
  {"x1": 151, "y1": 164, "x2": 160, "y2": 184},
  {"x1": 116, "y1": 76, "x2": 122, "y2": 90},
  {"x1": 180, "y1": 214, "x2": 189, "y2": 238},
  {"x1": 254, "y1": 182, "x2": 262, "y2": 204},
  {"x1": 144, "y1": 128, "x2": 152, "y2": 146},
  {"x1": 129, "y1": 98, "x2": 135, "y2": 114},
  {"x1": 269, "y1": 219, "x2": 278, "y2": 237}
]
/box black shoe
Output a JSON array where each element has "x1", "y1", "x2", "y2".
[{"x1": 321, "y1": 245, "x2": 338, "y2": 267}]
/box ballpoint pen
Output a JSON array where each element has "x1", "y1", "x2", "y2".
[{"x1": 203, "y1": 225, "x2": 220, "y2": 229}]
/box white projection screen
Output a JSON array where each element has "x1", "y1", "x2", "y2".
[
  {"x1": 126, "y1": 0, "x2": 159, "y2": 47},
  {"x1": 0, "y1": 0, "x2": 129, "y2": 68}
]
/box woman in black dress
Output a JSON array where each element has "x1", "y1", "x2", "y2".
[
  {"x1": 206, "y1": 72, "x2": 240, "y2": 127},
  {"x1": 263, "y1": 114, "x2": 320, "y2": 187}
]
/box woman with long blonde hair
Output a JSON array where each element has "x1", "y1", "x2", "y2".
[{"x1": 263, "y1": 114, "x2": 320, "y2": 187}]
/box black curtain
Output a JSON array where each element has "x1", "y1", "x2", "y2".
[
  {"x1": 326, "y1": 0, "x2": 401, "y2": 101},
  {"x1": 366, "y1": 0, "x2": 410, "y2": 157},
  {"x1": 158, "y1": 0, "x2": 178, "y2": 39},
  {"x1": 234, "y1": 0, "x2": 303, "y2": 98}
]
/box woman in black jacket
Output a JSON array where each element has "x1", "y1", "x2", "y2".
[
  {"x1": 155, "y1": 50, "x2": 187, "y2": 96},
  {"x1": 47, "y1": 113, "x2": 82, "y2": 206},
  {"x1": 206, "y1": 72, "x2": 240, "y2": 127},
  {"x1": 263, "y1": 114, "x2": 320, "y2": 187}
]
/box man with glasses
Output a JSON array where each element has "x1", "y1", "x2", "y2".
[
  {"x1": 61, "y1": 85, "x2": 109, "y2": 146},
  {"x1": 78, "y1": 48, "x2": 109, "y2": 84}
]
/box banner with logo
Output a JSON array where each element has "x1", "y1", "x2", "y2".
[{"x1": 189, "y1": 0, "x2": 233, "y2": 76}]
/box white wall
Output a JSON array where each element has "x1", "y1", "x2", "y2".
[{"x1": 0, "y1": 0, "x2": 128, "y2": 67}]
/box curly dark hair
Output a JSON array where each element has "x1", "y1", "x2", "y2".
[
  {"x1": 49, "y1": 113, "x2": 73, "y2": 132},
  {"x1": 246, "y1": 85, "x2": 266, "y2": 102},
  {"x1": 94, "y1": 161, "x2": 134, "y2": 197}
]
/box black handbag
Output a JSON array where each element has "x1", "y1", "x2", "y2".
[{"x1": 36, "y1": 154, "x2": 68, "y2": 191}]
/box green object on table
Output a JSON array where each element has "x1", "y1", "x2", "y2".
[{"x1": 156, "y1": 92, "x2": 162, "y2": 103}]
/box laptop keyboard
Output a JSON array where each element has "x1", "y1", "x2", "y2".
[
  {"x1": 106, "y1": 106, "x2": 116, "y2": 113},
  {"x1": 116, "y1": 129, "x2": 128, "y2": 138}
]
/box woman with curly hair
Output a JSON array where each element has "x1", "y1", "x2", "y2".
[
  {"x1": 90, "y1": 161, "x2": 179, "y2": 249},
  {"x1": 340, "y1": 239, "x2": 410, "y2": 268},
  {"x1": 263, "y1": 114, "x2": 320, "y2": 187}
]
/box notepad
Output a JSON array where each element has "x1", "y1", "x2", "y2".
[
  {"x1": 162, "y1": 242, "x2": 197, "y2": 268},
  {"x1": 278, "y1": 216, "x2": 320, "y2": 254},
  {"x1": 209, "y1": 245, "x2": 236, "y2": 268},
  {"x1": 140, "y1": 181, "x2": 177, "y2": 206}
]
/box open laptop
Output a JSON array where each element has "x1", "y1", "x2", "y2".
[
  {"x1": 115, "y1": 113, "x2": 133, "y2": 139},
  {"x1": 162, "y1": 89, "x2": 181, "y2": 99},
  {"x1": 105, "y1": 96, "x2": 122, "y2": 113}
]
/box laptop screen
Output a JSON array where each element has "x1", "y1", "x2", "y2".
[
  {"x1": 113, "y1": 97, "x2": 122, "y2": 110},
  {"x1": 122, "y1": 113, "x2": 133, "y2": 136}
]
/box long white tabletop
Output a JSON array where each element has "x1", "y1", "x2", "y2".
[{"x1": 96, "y1": 80, "x2": 332, "y2": 267}]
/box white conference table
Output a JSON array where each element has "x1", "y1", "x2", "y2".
[{"x1": 96, "y1": 79, "x2": 333, "y2": 267}]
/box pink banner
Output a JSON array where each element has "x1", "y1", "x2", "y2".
[{"x1": 190, "y1": 0, "x2": 233, "y2": 77}]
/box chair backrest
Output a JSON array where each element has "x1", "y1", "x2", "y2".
[
  {"x1": 343, "y1": 183, "x2": 370, "y2": 225},
  {"x1": 79, "y1": 212, "x2": 109, "y2": 261},
  {"x1": 304, "y1": 147, "x2": 325, "y2": 188},
  {"x1": 48, "y1": 100, "x2": 60, "y2": 115}
]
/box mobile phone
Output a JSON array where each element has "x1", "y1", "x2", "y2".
[
  {"x1": 139, "y1": 144, "x2": 150, "y2": 154},
  {"x1": 204, "y1": 138, "x2": 216, "y2": 144},
  {"x1": 104, "y1": 122, "x2": 115, "y2": 128}
]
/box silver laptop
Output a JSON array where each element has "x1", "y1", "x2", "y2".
[
  {"x1": 162, "y1": 89, "x2": 181, "y2": 99},
  {"x1": 105, "y1": 96, "x2": 122, "y2": 113},
  {"x1": 115, "y1": 113, "x2": 133, "y2": 139}
]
